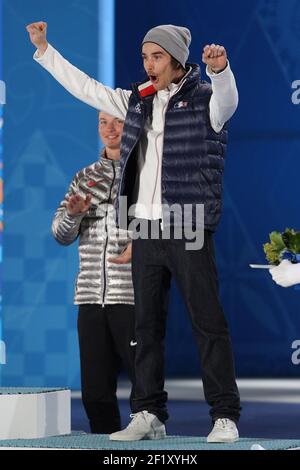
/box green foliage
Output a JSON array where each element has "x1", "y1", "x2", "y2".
[{"x1": 263, "y1": 228, "x2": 300, "y2": 265}]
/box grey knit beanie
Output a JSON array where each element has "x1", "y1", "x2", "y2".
[{"x1": 142, "y1": 24, "x2": 191, "y2": 68}]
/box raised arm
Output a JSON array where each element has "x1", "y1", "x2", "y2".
[
  {"x1": 26, "y1": 21, "x2": 131, "y2": 119},
  {"x1": 202, "y1": 44, "x2": 238, "y2": 133}
]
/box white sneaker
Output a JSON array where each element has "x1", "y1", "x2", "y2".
[
  {"x1": 207, "y1": 418, "x2": 239, "y2": 443},
  {"x1": 109, "y1": 411, "x2": 166, "y2": 441}
]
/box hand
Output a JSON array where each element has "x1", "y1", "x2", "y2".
[
  {"x1": 202, "y1": 44, "x2": 227, "y2": 72},
  {"x1": 66, "y1": 193, "x2": 92, "y2": 216},
  {"x1": 26, "y1": 21, "x2": 48, "y2": 55},
  {"x1": 108, "y1": 243, "x2": 132, "y2": 264},
  {"x1": 269, "y1": 259, "x2": 300, "y2": 287}
]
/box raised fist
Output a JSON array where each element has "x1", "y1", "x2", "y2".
[
  {"x1": 26, "y1": 22, "x2": 48, "y2": 54},
  {"x1": 202, "y1": 44, "x2": 227, "y2": 73}
]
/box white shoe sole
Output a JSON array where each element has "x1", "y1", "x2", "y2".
[
  {"x1": 207, "y1": 436, "x2": 239, "y2": 443},
  {"x1": 109, "y1": 431, "x2": 166, "y2": 442}
]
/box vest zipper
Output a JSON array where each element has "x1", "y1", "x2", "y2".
[
  {"x1": 117, "y1": 103, "x2": 146, "y2": 223},
  {"x1": 157, "y1": 99, "x2": 169, "y2": 230},
  {"x1": 102, "y1": 162, "x2": 116, "y2": 307}
]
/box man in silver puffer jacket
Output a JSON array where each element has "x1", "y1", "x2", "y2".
[{"x1": 52, "y1": 111, "x2": 135, "y2": 434}]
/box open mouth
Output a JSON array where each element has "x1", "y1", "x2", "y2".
[{"x1": 149, "y1": 75, "x2": 158, "y2": 84}]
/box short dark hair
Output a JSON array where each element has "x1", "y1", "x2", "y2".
[{"x1": 171, "y1": 56, "x2": 185, "y2": 72}]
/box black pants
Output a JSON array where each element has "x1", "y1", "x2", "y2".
[
  {"x1": 131, "y1": 225, "x2": 241, "y2": 424},
  {"x1": 77, "y1": 303, "x2": 136, "y2": 434}
]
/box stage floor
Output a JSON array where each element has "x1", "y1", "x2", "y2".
[
  {"x1": 1, "y1": 380, "x2": 300, "y2": 450},
  {"x1": 0, "y1": 432, "x2": 299, "y2": 451}
]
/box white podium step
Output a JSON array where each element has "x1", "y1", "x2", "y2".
[{"x1": 0, "y1": 388, "x2": 71, "y2": 439}]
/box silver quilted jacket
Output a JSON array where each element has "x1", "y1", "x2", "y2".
[{"x1": 52, "y1": 152, "x2": 134, "y2": 305}]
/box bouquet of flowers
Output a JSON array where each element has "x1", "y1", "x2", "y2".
[{"x1": 263, "y1": 228, "x2": 300, "y2": 265}]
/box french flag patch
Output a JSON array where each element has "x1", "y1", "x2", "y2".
[{"x1": 174, "y1": 101, "x2": 188, "y2": 109}]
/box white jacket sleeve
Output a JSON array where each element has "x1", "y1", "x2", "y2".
[
  {"x1": 206, "y1": 62, "x2": 239, "y2": 133},
  {"x1": 34, "y1": 44, "x2": 131, "y2": 120}
]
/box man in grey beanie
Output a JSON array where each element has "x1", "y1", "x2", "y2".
[
  {"x1": 142, "y1": 24, "x2": 191, "y2": 69},
  {"x1": 27, "y1": 21, "x2": 241, "y2": 443}
]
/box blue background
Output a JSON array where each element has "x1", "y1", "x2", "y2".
[
  {"x1": 1, "y1": 0, "x2": 300, "y2": 387},
  {"x1": 0, "y1": 0, "x2": 4, "y2": 366}
]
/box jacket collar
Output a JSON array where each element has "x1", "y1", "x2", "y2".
[
  {"x1": 132, "y1": 63, "x2": 201, "y2": 100},
  {"x1": 97, "y1": 147, "x2": 120, "y2": 169}
]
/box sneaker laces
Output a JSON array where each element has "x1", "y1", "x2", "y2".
[
  {"x1": 127, "y1": 411, "x2": 148, "y2": 429},
  {"x1": 214, "y1": 418, "x2": 234, "y2": 429}
]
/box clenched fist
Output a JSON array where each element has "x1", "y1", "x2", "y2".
[
  {"x1": 26, "y1": 21, "x2": 48, "y2": 55},
  {"x1": 202, "y1": 44, "x2": 227, "y2": 73},
  {"x1": 67, "y1": 193, "x2": 92, "y2": 216}
]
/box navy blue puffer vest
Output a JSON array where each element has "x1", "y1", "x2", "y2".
[{"x1": 117, "y1": 63, "x2": 228, "y2": 232}]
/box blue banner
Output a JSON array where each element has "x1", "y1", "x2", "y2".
[
  {"x1": 2, "y1": 0, "x2": 300, "y2": 384},
  {"x1": 0, "y1": 0, "x2": 5, "y2": 370}
]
